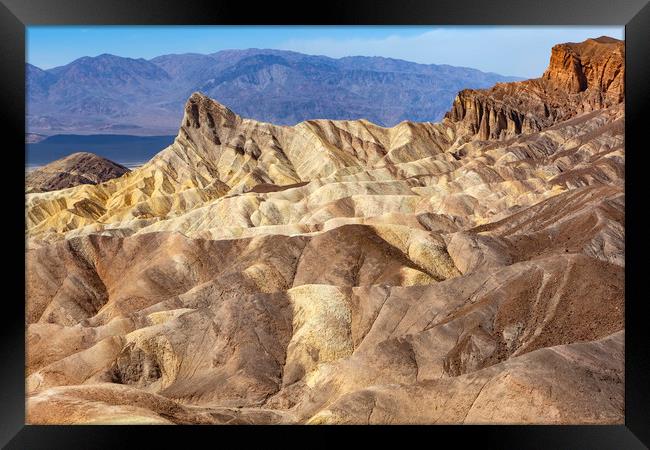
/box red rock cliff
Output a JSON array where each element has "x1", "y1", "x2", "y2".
[{"x1": 445, "y1": 36, "x2": 624, "y2": 141}]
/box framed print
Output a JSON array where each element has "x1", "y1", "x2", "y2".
[{"x1": 2, "y1": 0, "x2": 649, "y2": 447}]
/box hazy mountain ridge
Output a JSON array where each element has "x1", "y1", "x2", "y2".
[{"x1": 28, "y1": 49, "x2": 521, "y2": 134}]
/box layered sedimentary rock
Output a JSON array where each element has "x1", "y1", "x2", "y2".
[
  {"x1": 445, "y1": 36, "x2": 624, "y2": 142},
  {"x1": 542, "y1": 36, "x2": 624, "y2": 101},
  {"x1": 25, "y1": 37, "x2": 625, "y2": 425},
  {"x1": 26, "y1": 152, "x2": 130, "y2": 193}
]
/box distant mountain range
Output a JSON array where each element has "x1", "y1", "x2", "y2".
[{"x1": 27, "y1": 49, "x2": 521, "y2": 134}]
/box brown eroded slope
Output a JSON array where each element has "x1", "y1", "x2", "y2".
[
  {"x1": 26, "y1": 152, "x2": 130, "y2": 193},
  {"x1": 25, "y1": 37, "x2": 625, "y2": 424}
]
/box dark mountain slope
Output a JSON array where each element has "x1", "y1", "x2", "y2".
[{"x1": 26, "y1": 152, "x2": 130, "y2": 193}]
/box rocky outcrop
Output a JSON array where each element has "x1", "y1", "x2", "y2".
[
  {"x1": 25, "y1": 152, "x2": 130, "y2": 193},
  {"x1": 25, "y1": 37, "x2": 625, "y2": 425},
  {"x1": 445, "y1": 37, "x2": 624, "y2": 142},
  {"x1": 445, "y1": 86, "x2": 547, "y2": 140},
  {"x1": 542, "y1": 36, "x2": 624, "y2": 102}
]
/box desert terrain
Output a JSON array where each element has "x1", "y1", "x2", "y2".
[{"x1": 25, "y1": 37, "x2": 625, "y2": 424}]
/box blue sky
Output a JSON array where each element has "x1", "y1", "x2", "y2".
[{"x1": 27, "y1": 26, "x2": 623, "y2": 78}]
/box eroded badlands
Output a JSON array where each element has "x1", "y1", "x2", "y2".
[{"x1": 25, "y1": 37, "x2": 625, "y2": 424}]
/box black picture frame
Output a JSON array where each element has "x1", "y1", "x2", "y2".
[{"x1": 2, "y1": 0, "x2": 649, "y2": 447}]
